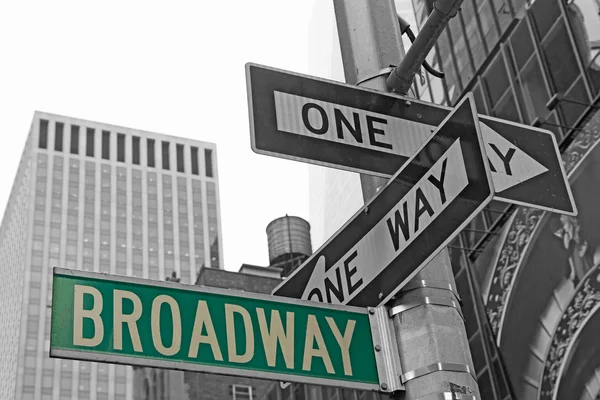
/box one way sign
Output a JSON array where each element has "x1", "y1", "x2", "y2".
[
  {"x1": 246, "y1": 63, "x2": 576, "y2": 215},
  {"x1": 272, "y1": 95, "x2": 494, "y2": 307}
]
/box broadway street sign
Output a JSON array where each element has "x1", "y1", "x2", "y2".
[
  {"x1": 246, "y1": 63, "x2": 576, "y2": 216},
  {"x1": 272, "y1": 95, "x2": 494, "y2": 307},
  {"x1": 50, "y1": 268, "x2": 400, "y2": 391}
]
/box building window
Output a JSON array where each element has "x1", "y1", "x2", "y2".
[
  {"x1": 70, "y1": 125, "x2": 79, "y2": 154},
  {"x1": 510, "y1": 18, "x2": 534, "y2": 72},
  {"x1": 530, "y1": 0, "x2": 561, "y2": 42},
  {"x1": 483, "y1": 52, "x2": 510, "y2": 109},
  {"x1": 176, "y1": 143, "x2": 185, "y2": 172},
  {"x1": 191, "y1": 146, "x2": 199, "y2": 175},
  {"x1": 132, "y1": 136, "x2": 140, "y2": 165},
  {"x1": 541, "y1": 19, "x2": 580, "y2": 94},
  {"x1": 117, "y1": 133, "x2": 125, "y2": 162},
  {"x1": 147, "y1": 138, "x2": 155, "y2": 167},
  {"x1": 323, "y1": 387, "x2": 340, "y2": 399},
  {"x1": 493, "y1": 91, "x2": 519, "y2": 122},
  {"x1": 86, "y1": 128, "x2": 94, "y2": 157},
  {"x1": 162, "y1": 141, "x2": 170, "y2": 170},
  {"x1": 39, "y1": 119, "x2": 49, "y2": 149},
  {"x1": 205, "y1": 148, "x2": 213, "y2": 177},
  {"x1": 102, "y1": 131, "x2": 110, "y2": 160},
  {"x1": 55, "y1": 122, "x2": 64, "y2": 152},
  {"x1": 232, "y1": 385, "x2": 253, "y2": 400}
]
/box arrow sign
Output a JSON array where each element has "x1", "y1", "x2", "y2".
[
  {"x1": 246, "y1": 63, "x2": 576, "y2": 215},
  {"x1": 272, "y1": 95, "x2": 494, "y2": 307}
]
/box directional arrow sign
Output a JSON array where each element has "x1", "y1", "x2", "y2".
[
  {"x1": 272, "y1": 95, "x2": 494, "y2": 307},
  {"x1": 246, "y1": 63, "x2": 576, "y2": 215}
]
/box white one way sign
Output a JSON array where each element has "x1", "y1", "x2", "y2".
[
  {"x1": 273, "y1": 95, "x2": 494, "y2": 307},
  {"x1": 274, "y1": 91, "x2": 546, "y2": 195},
  {"x1": 303, "y1": 140, "x2": 464, "y2": 303},
  {"x1": 247, "y1": 63, "x2": 576, "y2": 215}
]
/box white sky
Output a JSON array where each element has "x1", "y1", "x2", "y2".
[{"x1": 0, "y1": 1, "x2": 415, "y2": 272}]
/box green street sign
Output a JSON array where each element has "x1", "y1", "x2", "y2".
[{"x1": 50, "y1": 268, "x2": 393, "y2": 391}]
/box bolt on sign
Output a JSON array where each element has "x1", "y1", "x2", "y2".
[{"x1": 50, "y1": 268, "x2": 400, "y2": 391}]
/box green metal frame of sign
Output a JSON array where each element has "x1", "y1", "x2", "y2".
[{"x1": 50, "y1": 268, "x2": 401, "y2": 391}]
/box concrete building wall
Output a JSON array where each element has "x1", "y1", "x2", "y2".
[{"x1": 0, "y1": 127, "x2": 33, "y2": 399}]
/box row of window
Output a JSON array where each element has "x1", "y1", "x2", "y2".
[
  {"x1": 38, "y1": 119, "x2": 214, "y2": 177},
  {"x1": 419, "y1": 0, "x2": 600, "y2": 143},
  {"x1": 411, "y1": 0, "x2": 600, "y2": 263},
  {"x1": 22, "y1": 375, "x2": 126, "y2": 398}
]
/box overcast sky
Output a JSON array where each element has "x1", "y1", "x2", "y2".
[{"x1": 0, "y1": 1, "x2": 415, "y2": 272}]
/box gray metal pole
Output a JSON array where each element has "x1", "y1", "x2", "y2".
[{"x1": 332, "y1": 1, "x2": 481, "y2": 398}]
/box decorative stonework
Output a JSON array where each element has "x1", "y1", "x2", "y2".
[
  {"x1": 486, "y1": 207, "x2": 544, "y2": 334},
  {"x1": 486, "y1": 111, "x2": 600, "y2": 337},
  {"x1": 539, "y1": 265, "x2": 600, "y2": 399}
]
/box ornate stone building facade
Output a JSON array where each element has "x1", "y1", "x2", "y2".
[{"x1": 409, "y1": 0, "x2": 600, "y2": 398}]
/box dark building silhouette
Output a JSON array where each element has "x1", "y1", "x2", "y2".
[{"x1": 409, "y1": 0, "x2": 600, "y2": 398}]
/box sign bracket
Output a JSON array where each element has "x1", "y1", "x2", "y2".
[{"x1": 368, "y1": 306, "x2": 404, "y2": 393}]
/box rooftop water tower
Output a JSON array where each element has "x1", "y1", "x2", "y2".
[{"x1": 266, "y1": 215, "x2": 312, "y2": 277}]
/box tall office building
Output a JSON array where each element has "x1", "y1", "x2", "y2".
[{"x1": 0, "y1": 111, "x2": 223, "y2": 400}]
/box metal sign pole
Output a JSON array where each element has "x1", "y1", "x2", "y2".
[{"x1": 332, "y1": 1, "x2": 481, "y2": 398}]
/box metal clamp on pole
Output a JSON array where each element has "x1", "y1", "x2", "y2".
[
  {"x1": 417, "y1": 393, "x2": 477, "y2": 400},
  {"x1": 401, "y1": 362, "x2": 476, "y2": 384},
  {"x1": 399, "y1": 279, "x2": 462, "y2": 302},
  {"x1": 354, "y1": 67, "x2": 395, "y2": 86},
  {"x1": 386, "y1": 0, "x2": 464, "y2": 95},
  {"x1": 389, "y1": 295, "x2": 464, "y2": 320}
]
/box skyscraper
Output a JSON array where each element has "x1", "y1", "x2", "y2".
[{"x1": 0, "y1": 111, "x2": 223, "y2": 400}]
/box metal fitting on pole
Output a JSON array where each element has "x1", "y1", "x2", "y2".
[
  {"x1": 391, "y1": 249, "x2": 480, "y2": 398},
  {"x1": 386, "y1": 0, "x2": 464, "y2": 95}
]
